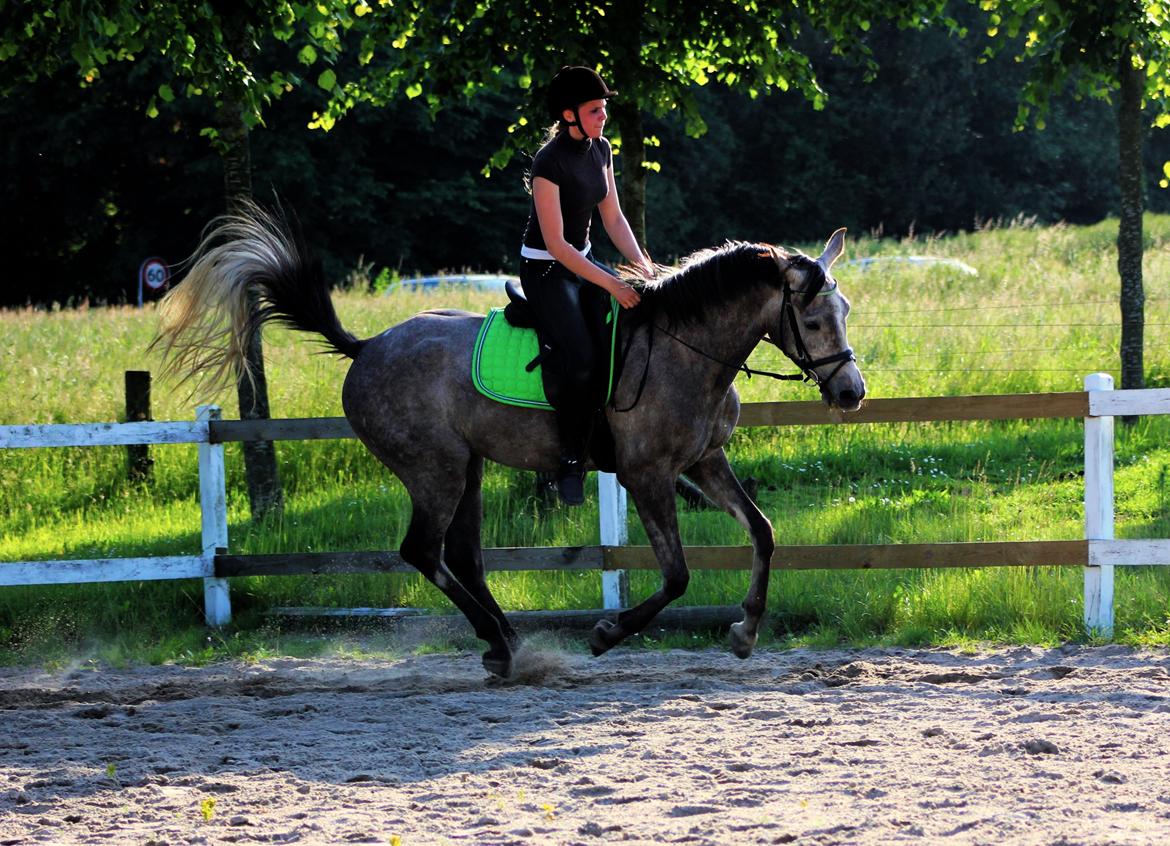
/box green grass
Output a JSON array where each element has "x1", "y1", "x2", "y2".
[{"x1": 3, "y1": 215, "x2": 1170, "y2": 664}]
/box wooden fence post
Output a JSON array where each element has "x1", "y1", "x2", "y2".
[
  {"x1": 197, "y1": 405, "x2": 231, "y2": 626},
  {"x1": 1083, "y1": 372, "x2": 1115, "y2": 637},
  {"x1": 599, "y1": 472, "x2": 629, "y2": 609},
  {"x1": 125, "y1": 371, "x2": 152, "y2": 481}
]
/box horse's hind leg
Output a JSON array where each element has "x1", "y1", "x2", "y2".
[
  {"x1": 683, "y1": 449, "x2": 775, "y2": 658},
  {"x1": 589, "y1": 474, "x2": 689, "y2": 656},
  {"x1": 443, "y1": 455, "x2": 519, "y2": 650},
  {"x1": 398, "y1": 462, "x2": 515, "y2": 677}
]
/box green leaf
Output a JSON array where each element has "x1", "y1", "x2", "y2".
[
  {"x1": 158, "y1": 84, "x2": 174, "y2": 103},
  {"x1": 317, "y1": 68, "x2": 337, "y2": 90},
  {"x1": 307, "y1": 110, "x2": 336, "y2": 131},
  {"x1": 298, "y1": 44, "x2": 319, "y2": 66}
]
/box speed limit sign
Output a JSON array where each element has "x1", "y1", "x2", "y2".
[
  {"x1": 142, "y1": 258, "x2": 169, "y2": 290},
  {"x1": 137, "y1": 257, "x2": 170, "y2": 306}
]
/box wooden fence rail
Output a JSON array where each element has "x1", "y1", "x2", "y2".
[
  {"x1": 2, "y1": 374, "x2": 1168, "y2": 638},
  {"x1": 211, "y1": 539, "x2": 1170, "y2": 576}
]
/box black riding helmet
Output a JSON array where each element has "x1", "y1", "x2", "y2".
[{"x1": 546, "y1": 66, "x2": 618, "y2": 130}]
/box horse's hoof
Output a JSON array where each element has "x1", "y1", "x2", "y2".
[
  {"x1": 589, "y1": 619, "x2": 621, "y2": 656},
  {"x1": 482, "y1": 647, "x2": 513, "y2": 678},
  {"x1": 729, "y1": 621, "x2": 757, "y2": 660}
]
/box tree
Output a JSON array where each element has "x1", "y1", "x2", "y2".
[
  {"x1": 0, "y1": 1, "x2": 376, "y2": 518},
  {"x1": 974, "y1": 0, "x2": 1170, "y2": 393},
  {"x1": 10, "y1": 16, "x2": 1167, "y2": 307},
  {"x1": 319, "y1": 0, "x2": 954, "y2": 249}
]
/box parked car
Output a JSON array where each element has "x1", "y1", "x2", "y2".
[
  {"x1": 386, "y1": 273, "x2": 518, "y2": 293},
  {"x1": 843, "y1": 256, "x2": 978, "y2": 275}
]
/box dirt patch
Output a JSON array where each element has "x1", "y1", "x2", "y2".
[{"x1": 2, "y1": 644, "x2": 1169, "y2": 844}]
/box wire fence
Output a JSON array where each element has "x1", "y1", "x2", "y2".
[
  {"x1": 860, "y1": 295, "x2": 1169, "y2": 316},
  {"x1": 739, "y1": 294, "x2": 1169, "y2": 378}
]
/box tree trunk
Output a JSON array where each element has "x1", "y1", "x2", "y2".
[
  {"x1": 1117, "y1": 50, "x2": 1145, "y2": 401},
  {"x1": 220, "y1": 18, "x2": 284, "y2": 520},
  {"x1": 610, "y1": 101, "x2": 648, "y2": 251}
]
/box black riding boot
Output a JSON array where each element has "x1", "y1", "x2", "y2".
[
  {"x1": 555, "y1": 412, "x2": 591, "y2": 506},
  {"x1": 556, "y1": 454, "x2": 586, "y2": 506}
]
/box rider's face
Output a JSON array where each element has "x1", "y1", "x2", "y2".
[{"x1": 565, "y1": 98, "x2": 607, "y2": 139}]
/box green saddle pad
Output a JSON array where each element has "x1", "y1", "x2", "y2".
[{"x1": 472, "y1": 299, "x2": 619, "y2": 410}]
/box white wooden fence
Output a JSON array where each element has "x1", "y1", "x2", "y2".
[{"x1": 2, "y1": 374, "x2": 1170, "y2": 638}]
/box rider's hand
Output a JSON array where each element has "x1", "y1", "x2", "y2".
[{"x1": 610, "y1": 278, "x2": 641, "y2": 309}]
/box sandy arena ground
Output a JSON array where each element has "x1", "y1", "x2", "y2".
[{"x1": 1, "y1": 643, "x2": 1169, "y2": 845}]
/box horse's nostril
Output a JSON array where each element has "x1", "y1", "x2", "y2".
[{"x1": 838, "y1": 389, "x2": 859, "y2": 406}]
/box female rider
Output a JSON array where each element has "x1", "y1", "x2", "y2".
[{"x1": 521, "y1": 65, "x2": 653, "y2": 505}]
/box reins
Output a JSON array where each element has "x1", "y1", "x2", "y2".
[
  {"x1": 611, "y1": 315, "x2": 655, "y2": 412},
  {"x1": 612, "y1": 272, "x2": 855, "y2": 413},
  {"x1": 652, "y1": 322, "x2": 804, "y2": 382}
]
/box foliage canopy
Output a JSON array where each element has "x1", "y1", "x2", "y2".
[
  {"x1": 321, "y1": 0, "x2": 955, "y2": 170},
  {"x1": 976, "y1": 0, "x2": 1170, "y2": 130},
  {"x1": 0, "y1": 0, "x2": 369, "y2": 148}
]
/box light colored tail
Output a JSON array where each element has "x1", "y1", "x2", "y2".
[{"x1": 150, "y1": 200, "x2": 362, "y2": 397}]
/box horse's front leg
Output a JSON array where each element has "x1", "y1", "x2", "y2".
[
  {"x1": 589, "y1": 475, "x2": 688, "y2": 656},
  {"x1": 683, "y1": 448, "x2": 775, "y2": 658}
]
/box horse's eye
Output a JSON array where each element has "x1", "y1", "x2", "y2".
[{"x1": 803, "y1": 321, "x2": 821, "y2": 331}]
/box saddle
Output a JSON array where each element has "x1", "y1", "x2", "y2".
[{"x1": 471, "y1": 280, "x2": 621, "y2": 472}]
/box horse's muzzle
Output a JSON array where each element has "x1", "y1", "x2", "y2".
[
  {"x1": 833, "y1": 387, "x2": 865, "y2": 412},
  {"x1": 821, "y1": 375, "x2": 865, "y2": 413}
]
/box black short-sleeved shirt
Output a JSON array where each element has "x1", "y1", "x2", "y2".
[{"x1": 522, "y1": 132, "x2": 612, "y2": 252}]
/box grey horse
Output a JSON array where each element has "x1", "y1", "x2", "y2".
[{"x1": 153, "y1": 203, "x2": 865, "y2": 677}]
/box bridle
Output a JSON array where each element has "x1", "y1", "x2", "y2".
[
  {"x1": 613, "y1": 266, "x2": 856, "y2": 412},
  {"x1": 774, "y1": 274, "x2": 857, "y2": 393}
]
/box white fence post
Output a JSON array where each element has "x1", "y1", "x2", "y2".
[
  {"x1": 197, "y1": 405, "x2": 231, "y2": 627},
  {"x1": 1083, "y1": 373, "x2": 1115, "y2": 637},
  {"x1": 598, "y1": 472, "x2": 628, "y2": 609}
]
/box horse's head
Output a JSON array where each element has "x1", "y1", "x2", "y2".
[{"x1": 768, "y1": 229, "x2": 866, "y2": 412}]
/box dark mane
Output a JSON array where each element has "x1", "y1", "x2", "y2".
[{"x1": 628, "y1": 241, "x2": 782, "y2": 326}]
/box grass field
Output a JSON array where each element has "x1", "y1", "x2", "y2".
[{"x1": 3, "y1": 216, "x2": 1170, "y2": 665}]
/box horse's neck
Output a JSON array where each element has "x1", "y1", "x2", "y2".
[{"x1": 633, "y1": 288, "x2": 770, "y2": 397}]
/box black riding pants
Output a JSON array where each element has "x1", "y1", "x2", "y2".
[{"x1": 520, "y1": 256, "x2": 612, "y2": 459}]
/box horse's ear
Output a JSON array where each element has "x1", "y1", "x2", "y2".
[{"x1": 817, "y1": 228, "x2": 847, "y2": 272}]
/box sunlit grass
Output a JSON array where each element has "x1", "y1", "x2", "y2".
[{"x1": 3, "y1": 215, "x2": 1170, "y2": 663}]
